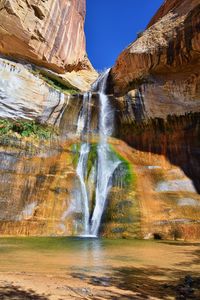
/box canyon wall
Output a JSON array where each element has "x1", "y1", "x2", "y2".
[
  {"x1": 0, "y1": 57, "x2": 97, "y2": 122},
  {"x1": 107, "y1": 0, "x2": 200, "y2": 239},
  {"x1": 0, "y1": 139, "x2": 76, "y2": 236},
  {"x1": 1, "y1": 92, "x2": 200, "y2": 240},
  {"x1": 0, "y1": 0, "x2": 89, "y2": 73},
  {"x1": 0, "y1": 0, "x2": 97, "y2": 121},
  {"x1": 0, "y1": 0, "x2": 200, "y2": 240},
  {"x1": 0, "y1": 0, "x2": 98, "y2": 236},
  {"x1": 0, "y1": 58, "x2": 66, "y2": 122},
  {"x1": 111, "y1": 0, "x2": 200, "y2": 118}
]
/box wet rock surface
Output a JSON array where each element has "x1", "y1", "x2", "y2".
[
  {"x1": 0, "y1": 137, "x2": 78, "y2": 236},
  {"x1": 0, "y1": 58, "x2": 66, "y2": 123}
]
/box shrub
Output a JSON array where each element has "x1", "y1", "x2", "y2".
[{"x1": 0, "y1": 119, "x2": 57, "y2": 140}]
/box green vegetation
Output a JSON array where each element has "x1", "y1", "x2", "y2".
[
  {"x1": 71, "y1": 143, "x2": 98, "y2": 177},
  {"x1": 110, "y1": 144, "x2": 136, "y2": 188},
  {"x1": 0, "y1": 119, "x2": 57, "y2": 140},
  {"x1": 32, "y1": 69, "x2": 79, "y2": 95},
  {"x1": 71, "y1": 143, "x2": 81, "y2": 167},
  {"x1": 72, "y1": 142, "x2": 136, "y2": 187},
  {"x1": 40, "y1": 75, "x2": 79, "y2": 95},
  {"x1": 87, "y1": 143, "x2": 98, "y2": 177},
  {"x1": 71, "y1": 142, "x2": 139, "y2": 238}
]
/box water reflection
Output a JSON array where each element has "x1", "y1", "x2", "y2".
[{"x1": 72, "y1": 238, "x2": 105, "y2": 273}]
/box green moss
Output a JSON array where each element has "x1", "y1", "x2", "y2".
[
  {"x1": 86, "y1": 143, "x2": 98, "y2": 178},
  {"x1": 71, "y1": 142, "x2": 140, "y2": 238},
  {"x1": 110, "y1": 144, "x2": 136, "y2": 188},
  {"x1": 71, "y1": 143, "x2": 81, "y2": 167},
  {"x1": 0, "y1": 119, "x2": 57, "y2": 140},
  {"x1": 99, "y1": 146, "x2": 140, "y2": 238},
  {"x1": 31, "y1": 69, "x2": 79, "y2": 95},
  {"x1": 72, "y1": 142, "x2": 136, "y2": 188},
  {"x1": 40, "y1": 75, "x2": 79, "y2": 95},
  {"x1": 71, "y1": 143, "x2": 98, "y2": 177}
]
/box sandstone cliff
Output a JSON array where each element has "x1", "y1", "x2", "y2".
[
  {"x1": 0, "y1": 58, "x2": 65, "y2": 122},
  {"x1": 1, "y1": 0, "x2": 200, "y2": 241},
  {"x1": 0, "y1": 0, "x2": 98, "y2": 121},
  {"x1": 0, "y1": 0, "x2": 89, "y2": 73},
  {"x1": 105, "y1": 0, "x2": 200, "y2": 240},
  {"x1": 111, "y1": 0, "x2": 200, "y2": 118}
]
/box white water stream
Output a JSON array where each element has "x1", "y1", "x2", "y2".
[{"x1": 76, "y1": 69, "x2": 120, "y2": 237}]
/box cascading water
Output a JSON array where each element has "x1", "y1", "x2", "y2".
[
  {"x1": 76, "y1": 143, "x2": 90, "y2": 235},
  {"x1": 76, "y1": 92, "x2": 91, "y2": 235},
  {"x1": 75, "y1": 69, "x2": 120, "y2": 237},
  {"x1": 90, "y1": 70, "x2": 120, "y2": 236}
]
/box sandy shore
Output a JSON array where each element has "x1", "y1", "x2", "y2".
[{"x1": 0, "y1": 272, "x2": 138, "y2": 300}]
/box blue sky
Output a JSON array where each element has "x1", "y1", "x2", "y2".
[{"x1": 85, "y1": 0, "x2": 163, "y2": 71}]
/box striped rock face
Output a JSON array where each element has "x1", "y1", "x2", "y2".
[
  {"x1": 111, "y1": 0, "x2": 200, "y2": 99},
  {"x1": 0, "y1": 0, "x2": 90, "y2": 73}
]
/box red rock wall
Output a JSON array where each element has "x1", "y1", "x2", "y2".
[
  {"x1": 148, "y1": 0, "x2": 199, "y2": 27},
  {"x1": 0, "y1": 0, "x2": 89, "y2": 73},
  {"x1": 111, "y1": 0, "x2": 200, "y2": 98}
]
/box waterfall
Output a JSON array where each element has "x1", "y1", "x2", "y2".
[
  {"x1": 76, "y1": 92, "x2": 91, "y2": 135},
  {"x1": 76, "y1": 143, "x2": 90, "y2": 235},
  {"x1": 90, "y1": 70, "x2": 120, "y2": 236},
  {"x1": 75, "y1": 69, "x2": 120, "y2": 237},
  {"x1": 76, "y1": 92, "x2": 92, "y2": 235}
]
